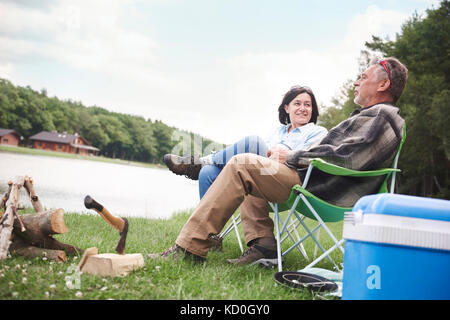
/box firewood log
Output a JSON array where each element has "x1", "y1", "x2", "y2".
[
  {"x1": 12, "y1": 209, "x2": 83, "y2": 255},
  {"x1": 9, "y1": 239, "x2": 67, "y2": 262}
]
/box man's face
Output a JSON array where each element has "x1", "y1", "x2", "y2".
[{"x1": 354, "y1": 65, "x2": 381, "y2": 108}]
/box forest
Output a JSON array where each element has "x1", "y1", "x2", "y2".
[
  {"x1": 0, "y1": 79, "x2": 222, "y2": 163},
  {"x1": 0, "y1": 1, "x2": 448, "y2": 199}
]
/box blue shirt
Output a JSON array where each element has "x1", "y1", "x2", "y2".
[{"x1": 264, "y1": 123, "x2": 328, "y2": 151}]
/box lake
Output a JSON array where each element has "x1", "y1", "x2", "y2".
[{"x1": 0, "y1": 152, "x2": 200, "y2": 219}]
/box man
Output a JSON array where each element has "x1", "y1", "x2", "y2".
[{"x1": 148, "y1": 57, "x2": 408, "y2": 266}]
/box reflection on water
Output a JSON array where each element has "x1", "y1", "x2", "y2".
[{"x1": 0, "y1": 152, "x2": 199, "y2": 219}]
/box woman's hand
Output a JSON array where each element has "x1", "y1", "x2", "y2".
[{"x1": 267, "y1": 144, "x2": 290, "y2": 163}]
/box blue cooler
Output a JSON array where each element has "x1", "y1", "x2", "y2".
[{"x1": 342, "y1": 193, "x2": 450, "y2": 300}]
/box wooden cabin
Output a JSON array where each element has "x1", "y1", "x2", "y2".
[
  {"x1": 0, "y1": 128, "x2": 21, "y2": 146},
  {"x1": 29, "y1": 131, "x2": 99, "y2": 156}
]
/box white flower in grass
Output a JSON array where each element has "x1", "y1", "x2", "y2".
[
  {"x1": 12, "y1": 292, "x2": 18, "y2": 298},
  {"x1": 75, "y1": 291, "x2": 83, "y2": 298},
  {"x1": 22, "y1": 277, "x2": 27, "y2": 284}
]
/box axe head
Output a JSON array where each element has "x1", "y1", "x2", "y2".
[{"x1": 115, "y1": 218, "x2": 129, "y2": 255}]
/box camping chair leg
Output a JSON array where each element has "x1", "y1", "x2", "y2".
[
  {"x1": 219, "y1": 213, "x2": 241, "y2": 238},
  {"x1": 278, "y1": 214, "x2": 309, "y2": 261},
  {"x1": 280, "y1": 196, "x2": 301, "y2": 235},
  {"x1": 300, "y1": 194, "x2": 344, "y2": 255},
  {"x1": 292, "y1": 213, "x2": 336, "y2": 266},
  {"x1": 313, "y1": 228, "x2": 320, "y2": 260},
  {"x1": 231, "y1": 214, "x2": 244, "y2": 253},
  {"x1": 284, "y1": 217, "x2": 309, "y2": 260},
  {"x1": 289, "y1": 219, "x2": 309, "y2": 260},
  {"x1": 270, "y1": 201, "x2": 309, "y2": 263},
  {"x1": 305, "y1": 239, "x2": 345, "y2": 271},
  {"x1": 282, "y1": 221, "x2": 309, "y2": 261},
  {"x1": 273, "y1": 203, "x2": 283, "y2": 272}
]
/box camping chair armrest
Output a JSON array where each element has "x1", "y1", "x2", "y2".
[{"x1": 309, "y1": 158, "x2": 401, "y2": 177}]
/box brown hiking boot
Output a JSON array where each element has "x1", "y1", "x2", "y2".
[
  {"x1": 163, "y1": 154, "x2": 202, "y2": 180},
  {"x1": 147, "y1": 244, "x2": 205, "y2": 263},
  {"x1": 209, "y1": 234, "x2": 223, "y2": 252},
  {"x1": 226, "y1": 237, "x2": 278, "y2": 267}
]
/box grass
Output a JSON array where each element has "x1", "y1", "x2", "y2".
[
  {"x1": 0, "y1": 144, "x2": 162, "y2": 169},
  {"x1": 0, "y1": 209, "x2": 343, "y2": 300}
]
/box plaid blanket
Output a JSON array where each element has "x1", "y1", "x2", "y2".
[{"x1": 286, "y1": 103, "x2": 405, "y2": 207}]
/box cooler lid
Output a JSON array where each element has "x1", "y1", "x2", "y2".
[
  {"x1": 352, "y1": 194, "x2": 450, "y2": 222},
  {"x1": 344, "y1": 194, "x2": 450, "y2": 251}
]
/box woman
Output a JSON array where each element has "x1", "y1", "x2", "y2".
[{"x1": 164, "y1": 86, "x2": 328, "y2": 199}]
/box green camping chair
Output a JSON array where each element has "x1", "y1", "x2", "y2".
[{"x1": 271, "y1": 125, "x2": 406, "y2": 272}]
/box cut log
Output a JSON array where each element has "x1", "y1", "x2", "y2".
[
  {"x1": 12, "y1": 209, "x2": 83, "y2": 255},
  {"x1": 9, "y1": 240, "x2": 67, "y2": 262},
  {"x1": 0, "y1": 176, "x2": 25, "y2": 259},
  {"x1": 15, "y1": 208, "x2": 69, "y2": 236}
]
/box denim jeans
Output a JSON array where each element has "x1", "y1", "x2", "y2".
[{"x1": 198, "y1": 135, "x2": 268, "y2": 198}]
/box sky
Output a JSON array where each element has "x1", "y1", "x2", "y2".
[{"x1": 0, "y1": 0, "x2": 441, "y2": 145}]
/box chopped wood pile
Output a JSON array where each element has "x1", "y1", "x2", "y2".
[{"x1": 0, "y1": 176, "x2": 83, "y2": 262}]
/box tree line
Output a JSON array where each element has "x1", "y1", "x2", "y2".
[
  {"x1": 0, "y1": 78, "x2": 222, "y2": 163},
  {"x1": 319, "y1": 0, "x2": 449, "y2": 199}
]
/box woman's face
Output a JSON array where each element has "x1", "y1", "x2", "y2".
[{"x1": 284, "y1": 92, "x2": 313, "y2": 129}]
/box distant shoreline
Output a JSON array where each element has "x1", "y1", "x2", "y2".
[{"x1": 0, "y1": 144, "x2": 164, "y2": 169}]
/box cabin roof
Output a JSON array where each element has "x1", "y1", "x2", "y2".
[
  {"x1": 29, "y1": 131, "x2": 92, "y2": 146},
  {"x1": 0, "y1": 128, "x2": 21, "y2": 138}
]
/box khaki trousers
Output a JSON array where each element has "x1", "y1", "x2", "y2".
[{"x1": 176, "y1": 153, "x2": 301, "y2": 258}]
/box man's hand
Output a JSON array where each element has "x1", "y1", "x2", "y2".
[{"x1": 267, "y1": 144, "x2": 290, "y2": 164}]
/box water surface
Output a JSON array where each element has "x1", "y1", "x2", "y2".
[{"x1": 0, "y1": 152, "x2": 199, "y2": 219}]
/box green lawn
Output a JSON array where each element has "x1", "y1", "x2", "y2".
[{"x1": 0, "y1": 209, "x2": 343, "y2": 300}]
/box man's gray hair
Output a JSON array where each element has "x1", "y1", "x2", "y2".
[{"x1": 369, "y1": 56, "x2": 408, "y2": 103}]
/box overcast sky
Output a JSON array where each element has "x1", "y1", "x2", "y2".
[{"x1": 0, "y1": 0, "x2": 440, "y2": 144}]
